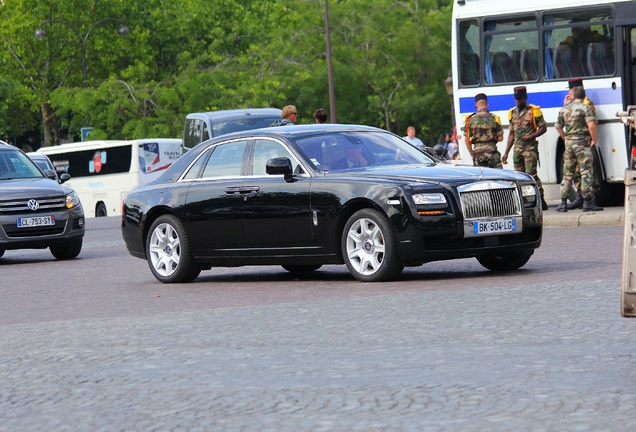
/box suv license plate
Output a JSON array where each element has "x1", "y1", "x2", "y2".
[
  {"x1": 17, "y1": 216, "x2": 55, "y2": 228},
  {"x1": 473, "y1": 218, "x2": 516, "y2": 235}
]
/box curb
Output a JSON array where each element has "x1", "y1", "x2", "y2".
[{"x1": 543, "y1": 206, "x2": 624, "y2": 227}]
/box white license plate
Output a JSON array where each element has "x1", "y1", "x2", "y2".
[
  {"x1": 17, "y1": 216, "x2": 56, "y2": 228},
  {"x1": 473, "y1": 218, "x2": 516, "y2": 235}
]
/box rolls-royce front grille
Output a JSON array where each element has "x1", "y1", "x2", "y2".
[{"x1": 459, "y1": 182, "x2": 522, "y2": 219}]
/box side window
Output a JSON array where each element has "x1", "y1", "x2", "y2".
[
  {"x1": 201, "y1": 140, "x2": 248, "y2": 178},
  {"x1": 202, "y1": 121, "x2": 210, "y2": 141},
  {"x1": 459, "y1": 20, "x2": 481, "y2": 86},
  {"x1": 182, "y1": 152, "x2": 209, "y2": 180},
  {"x1": 543, "y1": 8, "x2": 614, "y2": 79},
  {"x1": 484, "y1": 16, "x2": 537, "y2": 84},
  {"x1": 184, "y1": 118, "x2": 202, "y2": 149},
  {"x1": 252, "y1": 139, "x2": 295, "y2": 176}
]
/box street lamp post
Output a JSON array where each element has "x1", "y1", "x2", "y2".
[
  {"x1": 324, "y1": 0, "x2": 337, "y2": 123},
  {"x1": 35, "y1": 18, "x2": 129, "y2": 87},
  {"x1": 444, "y1": 71, "x2": 455, "y2": 127}
]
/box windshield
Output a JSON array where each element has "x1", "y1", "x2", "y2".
[
  {"x1": 0, "y1": 150, "x2": 44, "y2": 180},
  {"x1": 294, "y1": 131, "x2": 436, "y2": 172},
  {"x1": 212, "y1": 116, "x2": 281, "y2": 137}
]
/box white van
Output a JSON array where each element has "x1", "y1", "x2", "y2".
[{"x1": 37, "y1": 139, "x2": 184, "y2": 217}]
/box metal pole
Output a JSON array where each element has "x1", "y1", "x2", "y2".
[{"x1": 324, "y1": 0, "x2": 336, "y2": 123}]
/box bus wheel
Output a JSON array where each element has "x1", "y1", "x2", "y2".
[{"x1": 96, "y1": 203, "x2": 107, "y2": 217}]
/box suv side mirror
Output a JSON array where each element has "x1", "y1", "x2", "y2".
[{"x1": 59, "y1": 172, "x2": 71, "y2": 184}]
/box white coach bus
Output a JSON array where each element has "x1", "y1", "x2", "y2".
[
  {"x1": 451, "y1": 0, "x2": 636, "y2": 204},
  {"x1": 37, "y1": 139, "x2": 184, "y2": 217}
]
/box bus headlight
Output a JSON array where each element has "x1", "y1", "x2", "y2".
[{"x1": 66, "y1": 191, "x2": 81, "y2": 209}]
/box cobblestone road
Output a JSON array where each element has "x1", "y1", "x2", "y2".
[{"x1": 1, "y1": 275, "x2": 634, "y2": 431}]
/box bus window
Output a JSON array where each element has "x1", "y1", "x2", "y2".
[
  {"x1": 459, "y1": 20, "x2": 480, "y2": 86},
  {"x1": 484, "y1": 16, "x2": 538, "y2": 84},
  {"x1": 543, "y1": 8, "x2": 614, "y2": 79}
]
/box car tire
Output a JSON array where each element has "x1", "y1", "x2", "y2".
[
  {"x1": 281, "y1": 264, "x2": 322, "y2": 273},
  {"x1": 342, "y1": 208, "x2": 403, "y2": 282},
  {"x1": 147, "y1": 215, "x2": 201, "y2": 283},
  {"x1": 96, "y1": 203, "x2": 107, "y2": 217},
  {"x1": 476, "y1": 250, "x2": 534, "y2": 271},
  {"x1": 50, "y1": 239, "x2": 83, "y2": 260},
  {"x1": 0, "y1": 249, "x2": 4, "y2": 258}
]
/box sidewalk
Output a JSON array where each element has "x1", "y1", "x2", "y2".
[{"x1": 543, "y1": 201, "x2": 624, "y2": 227}]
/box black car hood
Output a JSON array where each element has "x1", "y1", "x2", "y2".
[
  {"x1": 331, "y1": 163, "x2": 533, "y2": 184},
  {"x1": 0, "y1": 177, "x2": 70, "y2": 199}
]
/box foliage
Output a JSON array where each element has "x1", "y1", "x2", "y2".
[{"x1": 0, "y1": 0, "x2": 452, "y2": 148}]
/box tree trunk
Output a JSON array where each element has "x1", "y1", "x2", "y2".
[{"x1": 40, "y1": 102, "x2": 59, "y2": 147}]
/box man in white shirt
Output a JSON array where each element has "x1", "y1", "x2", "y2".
[{"x1": 403, "y1": 126, "x2": 425, "y2": 148}]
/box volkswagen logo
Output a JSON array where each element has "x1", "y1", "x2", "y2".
[{"x1": 27, "y1": 199, "x2": 40, "y2": 211}]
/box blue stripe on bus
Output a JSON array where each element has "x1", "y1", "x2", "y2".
[{"x1": 459, "y1": 87, "x2": 623, "y2": 114}]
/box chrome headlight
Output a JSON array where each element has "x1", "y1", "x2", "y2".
[
  {"x1": 521, "y1": 184, "x2": 537, "y2": 206},
  {"x1": 521, "y1": 185, "x2": 536, "y2": 197},
  {"x1": 65, "y1": 191, "x2": 81, "y2": 209},
  {"x1": 412, "y1": 193, "x2": 447, "y2": 205}
]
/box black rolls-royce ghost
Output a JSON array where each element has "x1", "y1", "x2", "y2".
[{"x1": 121, "y1": 124, "x2": 542, "y2": 283}]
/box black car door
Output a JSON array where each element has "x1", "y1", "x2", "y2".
[
  {"x1": 240, "y1": 139, "x2": 314, "y2": 253},
  {"x1": 183, "y1": 140, "x2": 248, "y2": 257}
]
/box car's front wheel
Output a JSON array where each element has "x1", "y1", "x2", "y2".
[
  {"x1": 147, "y1": 215, "x2": 201, "y2": 283},
  {"x1": 476, "y1": 250, "x2": 534, "y2": 271},
  {"x1": 50, "y1": 239, "x2": 83, "y2": 260},
  {"x1": 342, "y1": 208, "x2": 403, "y2": 282}
]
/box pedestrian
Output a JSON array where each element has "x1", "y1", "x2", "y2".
[
  {"x1": 403, "y1": 126, "x2": 425, "y2": 148},
  {"x1": 270, "y1": 105, "x2": 297, "y2": 127},
  {"x1": 464, "y1": 93, "x2": 503, "y2": 168},
  {"x1": 446, "y1": 127, "x2": 459, "y2": 160},
  {"x1": 502, "y1": 86, "x2": 549, "y2": 210},
  {"x1": 554, "y1": 86, "x2": 603, "y2": 212},
  {"x1": 314, "y1": 108, "x2": 328, "y2": 124},
  {"x1": 563, "y1": 78, "x2": 600, "y2": 210}
]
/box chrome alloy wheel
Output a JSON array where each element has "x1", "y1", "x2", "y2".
[
  {"x1": 345, "y1": 217, "x2": 386, "y2": 276},
  {"x1": 149, "y1": 222, "x2": 182, "y2": 277}
]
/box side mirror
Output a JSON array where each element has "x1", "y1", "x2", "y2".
[
  {"x1": 266, "y1": 157, "x2": 295, "y2": 181},
  {"x1": 59, "y1": 172, "x2": 71, "y2": 184},
  {"x1": 44, "y1": 169, "x2": 57, "y2": 181}
]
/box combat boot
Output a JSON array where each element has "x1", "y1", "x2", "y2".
[
  {"x1": 555, "y1": 199, "x2": 568, "y2": 212},
  {"x1": 567, "y1": 193, "x2": 583, "y2": 210},
  {"x1": 582, "y1": 195, "x2": 604, "y2": 212}
]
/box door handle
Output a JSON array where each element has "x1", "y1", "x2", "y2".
[{"x1": 239, "y1": 186, "x2": 260, "y2": 193}]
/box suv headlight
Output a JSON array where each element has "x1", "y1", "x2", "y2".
[{"x1": 65, "y1": 191, "x2": 81, "y2": 209}]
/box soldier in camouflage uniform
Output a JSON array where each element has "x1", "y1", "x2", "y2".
[
  {"x1": 502, "y1": 86, "x2": 548, "y2": 210},
  {"x1": 554, "y1": 86, "x2": 603, "y2": 212},
  {"x1": 563, "y1": 78, "x2": 600, "y2": 210},
  {"x1": 465, "y1": 93, "x2": 503, "y2": 168}
]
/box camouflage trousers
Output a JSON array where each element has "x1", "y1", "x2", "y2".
[
  {"x1": 473, "y1": 143, "x2": 502, "y2": 168},
  {"x1": 513, "y1": 143, "x2": 543, "y2": 192},
  {"x1": 571, "y1": 149, "x2": 601, "y2": 195},
  {"x1": 561, "y1": 138, "x2": 594, "y2": 200}
]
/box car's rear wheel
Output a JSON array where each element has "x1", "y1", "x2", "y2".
[
  {"x1": 281, "y1": 264, "x2": 322, "y2": 273},
  {"x1": 0, "y1": 249, "x2": 4, "y2": 258},
  {"x1": 50, "y1": 239, "x2": 83, "y2": 260},
  {"x1": 476, "y1": 250, "x2": 534, "y2": 271},
  {"x1": 342, "y1": 208, "x2": 403, "y2": 282},
  {"x1": 147, "y1": 215, "x2": 200, "y2": 283}
]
